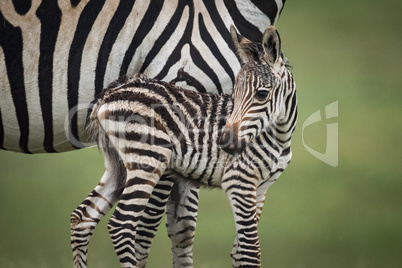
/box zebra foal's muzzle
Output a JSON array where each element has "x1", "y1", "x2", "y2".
[{"x1": 219, "y1": 126, "x2": 248, "y2": 155}]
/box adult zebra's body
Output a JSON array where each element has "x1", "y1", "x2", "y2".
[
  {"x1": 83, "y1": 26, "x2": 297, "y2": 267},
  {"x1": 0, "y1": 0, "x2": 285, "y2": 153}
]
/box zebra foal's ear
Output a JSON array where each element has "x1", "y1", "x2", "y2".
[
  {"x1": 262, "y1": 26, "x2": 281, "y2": 65},
  {"x1": 230, "y1": 25, "x2": 256, "y2": 65}
]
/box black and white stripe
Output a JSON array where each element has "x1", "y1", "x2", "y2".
[
  {"x1": 77, "y1": 25, "x2": 296, "y2": 267},
  {"x1": 0, "y1": 0, "x2": 286, "y2": 154}
]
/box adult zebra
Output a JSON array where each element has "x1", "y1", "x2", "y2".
[
  {"x1": 0, "y1": 0, "x2": 286, "y2": 266},
  {"x1": 0, "y1": 0, "x2": 286, "y2": 153}
]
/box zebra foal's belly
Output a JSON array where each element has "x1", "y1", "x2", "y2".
[{"x1": 170, "y1": 150, "x2": 229, "y2": 187}]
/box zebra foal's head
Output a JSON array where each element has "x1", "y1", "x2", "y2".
[{"x1": 219, "y1": 25, "x2": 295, "y2": 154}]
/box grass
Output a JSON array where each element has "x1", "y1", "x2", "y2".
[{"x1": 1, "y1": 0, "x2": 401, "y2": 267}]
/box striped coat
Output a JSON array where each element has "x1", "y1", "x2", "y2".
[
  {"x1": 78, "y1": 25, "x2": 297, "y2": 267},
  {"x1": 0, "y1": 0, "x2": 286, "y2": 153}
]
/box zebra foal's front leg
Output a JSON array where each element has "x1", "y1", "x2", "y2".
[
  {"x1": 229, "y1": 180, "x2": 274, "y2": 262},
  {"x1": 221, "y1": 174, "x2": 260, "y2": 268},
  {"x1": 70, "y1": 155, "x2": 121, "y2": 268}
]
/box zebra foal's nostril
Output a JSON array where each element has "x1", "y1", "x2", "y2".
[
  {"x1": 219, "y1": 129, "x2": 228, "y2": 147},
  {"x1": 219, "y1": 127, "x2": 247, "y2": 155},
  {"x1": 219, "y1": 128, "x2": 234, "y2": 148}
]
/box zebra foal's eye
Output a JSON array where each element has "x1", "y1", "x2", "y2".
[{"x1": 255, "y1": 89, "x2": 270, "y2": 101}]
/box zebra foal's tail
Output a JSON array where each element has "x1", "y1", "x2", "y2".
[
  {"x1": 86, "y1": 74, "x2": 134, "y2": 145},
  {"x1": 86, "y1": 72, "x2": 148, "y2": 146},
  {"x1": 84, "y1": 74, "x2": 148, "y2": 199}
]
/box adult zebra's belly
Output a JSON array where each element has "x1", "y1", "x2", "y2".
[
  {"x1": 0, "y1": 86, "x2": 93, "y2": 153},
  {"x1": 0, "y1": 61, "x2": 236, "y2": 154}
]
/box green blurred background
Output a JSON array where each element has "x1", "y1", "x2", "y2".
[{"x1": 1, "y1": 0, "x2": 401, "y2": 267}]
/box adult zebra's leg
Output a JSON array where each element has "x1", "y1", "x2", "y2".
[
  {"x1": 166, "y1": 178, "x2": 201, "y2": 268},
  {"x1": 135, "y1": 175, "x2": 175, "y2": 268},
  {"x1": 221, "y1": 174, "x2": 260, "y2": 268},
  {"x1": 70, "y1": 154, "x2": 123, "y2": 268}
]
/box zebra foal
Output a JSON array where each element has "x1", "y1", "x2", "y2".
[{"x1": 76, "y1": 25, "x2": 296, "y2": 267}]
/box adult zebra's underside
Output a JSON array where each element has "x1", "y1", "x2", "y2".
[{"x1": 0, "y1": 0, "x2": 286, "y2": 267}]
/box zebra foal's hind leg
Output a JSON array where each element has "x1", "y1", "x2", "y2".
[
  {"x1": 108, "y1": 144, "x2": 172, "y2": 267},
  {"x1": 70, "y1": 155, "x2": 122, "y2": 268},
  {"x1": 136, "y1": 175, "x2": 201, "y2": 268},
  {"x1": 135, "y1": 175, "x2": 175, "y2": 268},
  {"x1": 166, "y1": 178, "x2": 201, "y2": 268}
]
